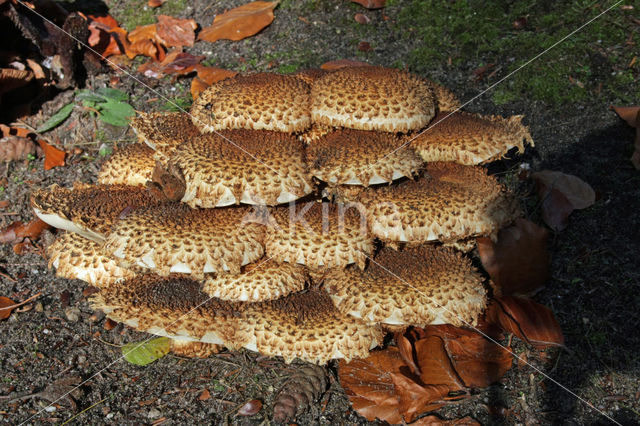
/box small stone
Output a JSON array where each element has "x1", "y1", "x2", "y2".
[
  {"x1": 64, "y1": 307, "x2": 80, "y2": 322},
  {"x1": 147, "y1": 408, "x2": 161, "y2": 419},
  {"x1": 35, "y1": 302, "x2": 44, "y2": 312}
]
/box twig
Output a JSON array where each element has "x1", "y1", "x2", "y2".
[
  {"x1": 0, "y1": 212, "x2": 19, "y2": 216},
  {"x1": 0, "y1": 292, "x2": 42, "y2": 310},
  {"x1": 0, "y1": 270, "x2": 17, "y2": 282},
  {"x1": 60, "y1": 396, "x2": 109, "y2": 425}
]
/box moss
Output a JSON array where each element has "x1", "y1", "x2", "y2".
[
  {"x1": 389, "y1": 0, "x2": 640, "y2": 105},
  {"x1": 108, "y1": 0, "x2": 188, "y2": 31}
]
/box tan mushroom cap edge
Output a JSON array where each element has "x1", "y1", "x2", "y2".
[
  {"x1": 97, "y1": 143, "x2": 156, "y2": 186},
  {"x1": 324, "y1": 246, "x2": 487, "y2": 327}
]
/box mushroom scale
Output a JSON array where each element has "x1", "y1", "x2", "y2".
[
  {"x1": 202, "y1": 260, "x2": 308, "y2": 302},
  {"x1": 191, "y1": 73, "x2": 312, "y2": 133},
  {"x1": 410, "y1": 111, "x2": 534, "y2": 165},
  {"x1": 47, "y1": 232, "x2": 138, "y2": 288},
  {"x1": 168, "y1": 129, "x2": 314, "y2": 207},
  {"x1": 307, "y1": 128, "x2": 423, "y2": 186},
  {"x1": 265, "y1": 202, "x2": 373, "y2": 269},
  {"x1": 89, "y1": 274, "x2": 248, "y2": 348},
  {"x1": 358, "y1": 162, "x2": 521, "y2": 244},
  {"x1": 97, "y1": 143, "x2": 156, "y2": 186},
  {"x1": 310, "y1": 66, "x2": 436, "y2": 133},
  {"x1": 323, "y1": 246, "x2": 487, "y2": 327},
  {"x1": 103, "y1": 203, "x2": 266, "y2": 278},
  {"x1": 130, "y1": 111, "x2": 198, "y2": 155},
  {"x1": 243, "y1": 290, "x2": 384, "y2": 364},
  {"x1": 31, "y1": 183, "x2": 164, "y2": 243}
]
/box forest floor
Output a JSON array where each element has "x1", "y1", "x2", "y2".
[{"x1": 1, "y1": 0, "x2": 639, "y2": 424}]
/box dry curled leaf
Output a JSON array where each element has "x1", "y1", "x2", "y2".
[
  {"x1": 37, "y1": 139, "x2": 66, "y2": 170},
  {"x1": 611, "y1": 105, "x2": 640, "y2": 169},
  {"x1": 0, "y1": 218, "x2": 50, "y2": 244},
  {"x1": 0, "y1": 136, "x2": 37, "y2": 162},
  {"x1": 477, "y1": 218, "x2": 550, "y2": 296},
  {"x1": 156, "y1": 15, "x2": 197, "y2": 47},
  {"x1": 489, "y1": 297, "x2": 564, "y2": 350},
  {"x1": 532, "y1": 170, "x2": 595, "y2": 210},
  {"x1": 414, "y1": 336, "x2": 464, "y2": 391},
  {"x1": 237, "y1": 399, "x2": 262, "y2": 416},
  {"x1": 273, "y1": 364, "x2": 327, "y2": 423},
  {"x1": 352, "y1": 0, "x2": 387, "y2": 9},
  {"x1": 0, "y1": 296, "x2": 17, "y2": 320},
  {"x1": 391, "y1": 373, "x2": 448, "y2": 422},
  {"x1": 198, "y1": 1, "x2": 278, "y2": 43},
  {"x1": 148, "y1": 0, "x2": 166, "y2": 7},
  {"x1": 195, "y1": 64, "x2": 238, "y2": 85},
  {"x1": 190, "y1": 77, "x2": 209, "y2": 100}
]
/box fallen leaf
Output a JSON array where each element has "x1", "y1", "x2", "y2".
[
  {"x1": 489, "y1": 297, "x2": 565, "y2": 350},
  {"x1": 36, "y1": 102, "x2": 74, "y2": 133},
  {"x1": 198, "y1": 389, "x2": 211, "y2": 401},
  {"x1": 391, "y1": 373, "x2": 448, "y2": 422},
  {"x1": 0, "y1": 200, "x2": 10, "y2": 209},
  {"x1": 320, "y1": 59, "x2": 371, "y2": 70},
  {"x1": 195, "y1": 64, "x2": 238, "y2": 84},
  {"x1": 538, "y1": 187, "x2": 573, "y2": 231},
  {"x1": 123, "y1": 336, "x2": 171, "y2": 366},
  {"x1": 477, "y1": 218, "x2": 550, "y2": 296},
  {"x1": 37, "y1": 139, "x2": 66, "y2": 169},
  {"x1": 190, "y1": 77, "x2": 209, "y2": 100},
  {"x1": 396, "y1": 333, "x2": 421, "y2": 375},
  {"x1": 532, "y1": 170, "x2": 595, "y2": 210},
  {"x1": 414, "y1": 336, "x2": 464, "y2": 390},
  {"x1": 358, "y1": 41, "x2": 372, "y2": 51},
  {"x1": 198, "y1": 1, "x2": 278, "y2": 43},
  {"x1": 0, "y1": 136, "x2": 38, "y2": 162},
  {"x1": 156, "y1": 15, "x2": 197, "y2": 47},
  {"x1": 352, "y1": 0, "x2": 387, "y2": 9},
  {"x1": 0, "y1": 297, "x2": 17, "y2": 320},
  {"x1": 0, "y1": 124, "x2": 32, "y2": 138},
  {"x1": 354, "y1": 13, "x2": 371, "y2": 24},
  {"x1": 148, "y1": 0, "x2": 166, "y2": 7},
  {"x1": 0, "y1": 219, "x2": 49, "y2": 244},
  {"x1": 162, "y1": 52, "x2": 204, "y2": 75},
  {"x1": 237, "y1": 399, "x2": 262, "y2": 416},
  {"x1": 611, "y1": 106, "x2": 640, "y2": 169},
  {"x1": 26, "y1": 59, "x2": 46, "y2": 79}
]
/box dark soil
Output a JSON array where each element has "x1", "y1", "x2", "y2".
[{"x1": 1, "y1": 1, "x2": 639, "y2": 425}]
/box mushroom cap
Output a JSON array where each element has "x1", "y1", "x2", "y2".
[
  {"x1": 47, "y1": 232, "x2": 138, "y2": 288},
  {"x1": 310, "y1": 66, "x2": 436, "y2": 133},
  {"x1": 265, "y1": 202, "x2": 374, "y2": 269},
  {"x1": 307, "y1": 128, "x2": 423, "y2": 186},
  {"x1": 103, "y1": 203, "x2": 265, "y2": 278},
  {"x1": 169, "y1": 339, "x2": 222, "y2": 358},
  {"x1": 410, "y1": 112, "x2": 534, "y2": 165},
  {"x1": 0, "y1": 68, "x2": 34, "y2": 94},
  {"x1": 31, "y1": 183, "x2": 163, "y2": 242},
  {"x1": 298, "y1": 123, "x2": 332, "y2": 144},
  {"x1": 130, "y1": 112, "x2": 197, "y2": 155},
  {"x1": 169, "y1": 129, "x2": 314, "y2": 207},
  {"x1": 323, "y1": 246, "x2": 486, "y2": 327},
  {"x1": 190, "y1": 73, "x2": 311, "y2": 133},
  {"x1": 97, "y1": 143, "x2": 156, "y2": 186},
  {"x1": 294, "y1": 68, "x2": 327, "y2": 85},
  {"x1": 424, "y1": 79, "x2": 461, "y2": 112},
  {"x1": 202, "y1": 260, "x2": 308, "y2": 302},
  {"x1": 358, "y1": 162, "x2": 521, "y2": 243},
  {"x1": 243, "y1": 290, "x2": 383, "y2": 363},
  {"x1": 89, "y1": 274, "x2": 248, "y2": 347}
]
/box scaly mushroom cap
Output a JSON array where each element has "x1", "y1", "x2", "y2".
[
  {"x1": 190, "y1": 73, "x2": 311, "y2": 133},
  {"x1": 298, "y1": 123, "x2": 332, "y2": 144},
  {"x1": 294, "y1": 68, "x2": 327, "y2": 85},
  {"x1": 97, "y1": 143, "x2": 155, "y2": 186},
  {"x1": 130, "y1": 112, "x2": 197, "y2": 156},
  {"x1": 265, "y1": 203, "x2": 373, "y2": 269},
  {"x1": 169, "y1": 129, "x2": 314, "y2": 207},
  {"x1": 103, "y1": 204, "x2": 265, "y2": 278},
  {"x1": 170, "y1": 339, "x2": 222, "y2": 358},
  {"x1": 47, "y1": 232, "x2": 137, "y2": 288},
  {"x1": 243, "y1": 290, "x2": 383, "y2": 364},
  {"x1": 89, "y1": 274, "x2": 248, "y2": 348},
  {"x1": 358, "y1": 162, "x2": 520, "y2": 243},
  {"x1": 310, "y1": 66, "x2": 436, "y2": 133},
  {"x1": 324, "y1": 246, "x2": 486, "y2": 327},
  {"x1": 424, "y1": 79, "x2": 461, "y2": 112},
  {"x1": 31, "y1": 183, "x2": 163, "y2": 242},
  {"x1": 410, "y1": 112, "x2": 534, "y2": 165},
  {"x1": 307, "y1": 128, "x2": 423, "y2": 186},
  {"x1": 202, "y1": 260, "x2": 308, "y2": 302}
]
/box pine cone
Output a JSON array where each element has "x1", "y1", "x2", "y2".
[
  {"x1": 272, "y1": 364, "x2": 328, "y2": 423},
  {"x1": 0, "y1": 136, "x2": 38, "y2": 162}
]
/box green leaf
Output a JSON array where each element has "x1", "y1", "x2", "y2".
[
  {"x1": 36, "y1": 103, "x2": 74, "y2": 133},
  {"x1": 97, "y1": 87, "x2": 129, "y2": 102},
  {"x1": 76, "y1": 90, "x2": 105, "y2": 102},
  {"x1": 98, "y1": 100, "x2": 135, "y2": 126},
  {"x1": 122, "y1": 337, "x2": 171, "y2": 366}
]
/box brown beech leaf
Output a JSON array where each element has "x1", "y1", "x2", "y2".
[
  {"x1": 396, "y1": 333, "x2": 421, "y2": 375},
  {"x1": 532, "y1": 170, "x2": 595, "y2": 210},
  {"x1": 195, "y1": 64, "x2": 238, "y2": 84},
  {"x1": 37, "y1": 139, "x2": 65, "y2": 170},
  {"x1": 391, "y1": 373, "x2": 448, "y2": 422},
  {"x1": 156, "y1": 15, "x2": 197, "y2": 47},
  {"x1": 611, "y1": 106, "x2": 640, "y2": 169},
  {"x1": 414, "y1": 336, "x2": 464, "y2": 390},
  {"x1": 148, "y1": 0, "x2": 166, "y2": 7},
  {"x1": 198, "y1": 1, "x2": 278, "y2": 43},
  {"x1": 338, "y1": 347, "x2": 406, "y2": 423},
  {"x1": 477, "y1": 218, "x2": 550, "y2": 296},
  {"x1": 351, "y1": 0, "x2": 387, "y2": 9},
  {"x1": 489, "y1": 297, "x2": 564, "y2": 350},
  {"x1": 84, "y1": 14, "x2": 127, "y2": 58},
  {"x1": 162, "y1": 52, "x2": 204, "y2": 75},
  {"x1": 0, "y1": 296, "x2": 17, "y2": 320},
  {"x1": 354, "y1": 13, "x2": 371, "y2": 24},
  {"x1": 0, "y1": 124, "x2": 32, "y2": 138},
  {"x1": 0, "y1": 136, "x2": 38, "y2": 162},
  {"x1": 320, "y1": 59, "x2": 371, "y2": 70},
  {"x1": 539, "y1": 187, "x2": 573, "y2": 231},
  {"x1": 190, "y1": 77, "x2": 209, "y2": 100},
  {"x1": 237, "y1": 399, "x2": 262, "y2": 416}
]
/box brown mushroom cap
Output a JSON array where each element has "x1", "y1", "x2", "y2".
[
  {"x1": 190, "y1": 73, "x2": 311, "y2": 133},
  {"x1": 265, "y1": 203, "x2": 373, "y2": 269},
  {"x1": 31, "y1": 183, "x2": 163, "y2": 242},
  {"x1": 310, "y1": 66, "x2": 436, "y2": 133},
  {"x1": 89, "y1": 274, "x2": 248, "y2": 347},
  {"x1": 243, "y1": 290, "x2": 383, "y2": 363},
  {"x1": 169, "y1": 129, "x2": 314, "y2": 207},
  {"x1": 424, "y1": 79, "x2": 461, "y2": 112},
  {"x1": 97, "y1": 143, "x2": 156, "y2": 186},
  {"x1": 169, "y1": 339, "x2": 221, "y2": 358},
  {"x1": 410, "y1": 112, "x2": 534, "y2": 165},
  {"x1": 358, "y1": 162, "x2": 520, "y2": 243},
  {"x1": 130, "y1": 112, "x2": 197, "y2": 156},
  {"x1": 324, "y1": 246, "x2": 486, "y2": 327},
  {"x1": 202, "y1": 260, "x2": 308, "y2": 302},
  {"x1": 307, "y1": 128, "x2": 423, "y2": 186},
  {"x1": 47, "y1": 232, "x2": 137, "y2": 288},
  {"x1": 103, "y1": 203, "x2": 265, "y2": 278},
  {"x1": 294, "y1": 68, "x2": 327, "y2": 85}
]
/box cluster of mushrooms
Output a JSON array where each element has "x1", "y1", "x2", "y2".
[{"x1": 31, "y1": 66, "x2": 533, "y2": 364}]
